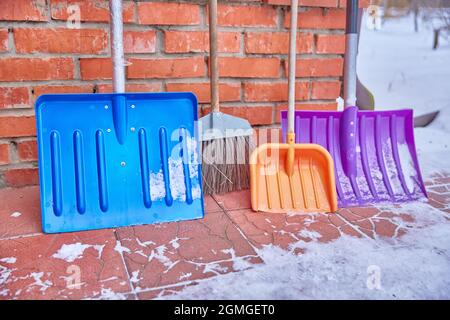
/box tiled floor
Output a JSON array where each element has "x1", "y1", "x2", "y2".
[{"x1": 1, "y1": 172, "x2": 449, "y2": 300}]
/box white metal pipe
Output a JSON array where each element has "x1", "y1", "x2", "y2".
[
  {"x1": 110, "y1": 0, "x2": 125, "y2": 93},
  {"x1": 288, "y1": 0, "x2": 298, "y2": 133},
  {"x1": 344, "y1": 0, "x2": 358, "y2": 108}
]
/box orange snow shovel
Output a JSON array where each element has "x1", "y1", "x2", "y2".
[{"x1": 249, "y1": 0, "x2": 338, "y2": 213}]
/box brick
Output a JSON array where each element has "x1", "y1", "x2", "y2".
[
  {"x1": 266, "y1": 0, "x2": 339, "y2": 6},
  {"x1": 165, "y1": 31, "x2": 240, "y2": 53},
  {"x1": 0, "y1": 116, "x2": 36, "y2": 138},
  {"x1": 0, "y1": 29, "x2": 8, "y2": 52},
  {"x1": 0, "y1": 58, "x2": 74, "y2": 81},
  {"x1": 33, "y1": 85, "x2": 94, "y2": 97},
  {"x1": 285, "y1": 58, "x2": 344, "y2": 77},
  {"x1": 80, "y1": 58, "x2": 112, "y2": 80},
  {"x1": 0, "y1": 87, "x2": 30, "y2": 109},
  {"x1": 204, "y1": 106, "x2": 273, "y2": 126},
  {"x1": 138, "y1": 2, "x2": 200, "y2": 25},
  {"x1": 285, "y1": 8, "x2": 346, "y2": 29},
  {"x1": 0, "y1": 0, "x2": 48, "y2": 22},
  {"x1": 339, "y1": 0, "x2": 371, "y2": 8},
  {"x1": 127, "y1": 57, "x2": 206, "y2": 79},
  {"x1": 243, "y1": 82, "x2": 309, "y2": 102},
  {"x1": 245, "y1": 32, "x2": 313, "y2": 54},
  {"x1": 0, "y1": 144, "x2": 10, "y2": 165},
  {"x1": 315, "y1": 34, "x2": 345, "y2": 54},
  {"x1": 253, "y1": 127, "x2": 284, "y2": 145},
  {"x1": 124, "y1": 30, "x2": 156, "y2": 54},
  {"x1": 17, "y1": 140, "x2": 38, "y2": 161},
  {"x1": 219, "y1": 57, "x2": 280, "y2": 78},
  {"x1": 51, "y1": 0, "x2": 134, "y2": 23},
  {"x1": 226, "y1": 106, "x2": 273, "y2": 126},
  {"x1": 96, "y1": 83, "x2": 162, "y2": 93},
  {"x1": 166, "y1": 83, "x2": 240, "y2": 103},
  {"x1": 2, "y1": 168, "x2": 39, "y2": 187},
  {"x1": 311, "y1": 81, "x2": 341, "y2": 99},
  {"x1": 216, "y1": 4, "x2": 277, "y2": 27},
  {"x1": 275, "y1": 102, "x2": 337, "y2": 123},
  {"x1": 14, "y1": 28, "x2": 108, "y2": 54}
]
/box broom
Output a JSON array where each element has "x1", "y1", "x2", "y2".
[{"x1": 199, "y1": 0, "x2": 254, "y2": 195}]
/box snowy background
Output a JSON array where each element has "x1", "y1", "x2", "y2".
[
  {"x1": 160, "y1": 13, "x2": 450, "y2": 300},
  {"x1": 358, "y1": 14, "x2": 450, "y2": 179}
]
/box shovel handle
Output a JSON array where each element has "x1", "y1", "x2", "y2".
[
  {"x1": 343, "y1": 0, "x2": 358, "y2": 108},
  {"x1": 208, "y1": 0, "x2": 220, "y2": 113},
  {"x1": 110, "y1": 0, "x2": 125, "y2": 93},
  {"x1": 340, "y1": 0, "x2": 359, "y2": 178},
  {"x1": 109, "y1": 0, "x2": 127, "y2": 144},
  {"x1": 287, "y1": 0, "x2": 298, "y2": 135},
  {"x1": 285, "y1": 0, "x2": 298, "y2": 177}
]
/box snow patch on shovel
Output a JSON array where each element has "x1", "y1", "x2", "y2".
[{"x1": 149, "y1": 136, "x2": 202, "y2": 202}]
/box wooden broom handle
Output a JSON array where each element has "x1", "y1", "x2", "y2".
[{"x1": 208, "y1": 0, "x2": 220, "y2": 113}]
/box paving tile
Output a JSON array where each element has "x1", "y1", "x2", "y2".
[
  {"x1": 137, "y1": 282, "x2": 197, "y2": 300},
  {"x1": 338, "y1": 207, "x2": 415, "y2": 240},
  {"x1": 428, "y1": 198, "x2": 447, "y2": 210},
  {"x1": 424, "y1": 180, "x2": 435, "y2": 187},
  {"x1": 1, "y1": 171, "x2": 450, "y2": 299},
  {"x1": 429, "y1": 185, "x2": 448, "y2": 194},
  {"x1": 225, "y1": 209, "x2": 342, "y2": 250},
  {"x1": 338, "y1": 208, "x2": 363, "y2": 222},
  {"x1": 372, "y1": 218, "x2": 398, "y2": 238},
  {"x1": 115, "y1": 210, "x2": 261, "y2": 292},
  {"x1": 357, "y1": 227, "x2": 375, "y2": 238},
  {"x1": 203, "y1": 195, "x2": 222, "y2": 213},
  {"x1": 304, "y1": 221, "x2": 341, "y2": 242},
  {"x1": 428, "y1": 192, "x2": 450, "y2": 205},
  {"x1": 339, "y1": 224, "x2": 364, "y2": 238},
  {"x1": 348, "y1": 206, "x2": 380, "y2": 219},
  {"x1": 350, "y1": 218, "x2": 373, "y2": 230},
  {"x1": 213, "y1": 190, "x2": 251, "y2": 211},
  {"x1": 327, "y1": 213, "x2": 347, "y2": 227},
  {"x1": 0, "y1": 186, "x2": 42, "y2": 239},
  {"x1": 433, "y1": 176, "x2": 450, "y2": 185},
  {"x1": 0, "y1": 229, "x2": 131, "y2": 300}
]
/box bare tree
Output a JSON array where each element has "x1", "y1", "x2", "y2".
[
  {"x1": 420, "y1": 0, "x2": 450, "y2": 49},
  {"x1": 412, "y1": 0, "x2": 420, "y2": 32}
]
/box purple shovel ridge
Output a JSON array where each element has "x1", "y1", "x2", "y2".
[{"x1": 281, "y1": 107, "x2": 427, "y2": 207}]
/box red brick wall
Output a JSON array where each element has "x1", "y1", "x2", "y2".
[{"x1": 0, "y1": 0, "x2": 369, "y2": 188}]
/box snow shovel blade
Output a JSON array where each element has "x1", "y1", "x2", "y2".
[
  {"x1": 414, "y1": 111, "x2": 440, "y2": 128},
  {"x1": 36, "y1": 92, "x2": 204, "y2": 233},
  {"x1": 250, "y1": 143, "x2": 338, "y2": 213},
  {"x1": 281, "y1": 108, "x2": 428, "y2": 207}
]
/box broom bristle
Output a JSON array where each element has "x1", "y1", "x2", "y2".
[{"x1": 201, "y1": 135, "x2": 255, "y2": 195}]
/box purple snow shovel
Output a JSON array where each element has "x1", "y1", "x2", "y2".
[{"x1": 281, "y1": 0, "x2": 427, "y2": 207}]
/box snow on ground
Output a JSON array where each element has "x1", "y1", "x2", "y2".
[
  {"x1": 10, "y1": 212, "x2": 22, "y2": 218},
  {"x1": 358, "y1": 14, "x2": 450, "y2": 178},
  {"x1": 159, "y1": 13, "x2": 450, "y2": 300},
  {"x1": 52, "y1": 242, "x2": 105, "y2": 263},
  {"x1": 358, "y1": 13, "x2": 450, "y2": 116},
  {"x1": 89, "y1": 288, "x2": 127, "y2": 300},
  {"x1": 162, "y1": 202, "x2": 450, "y2": 300}
]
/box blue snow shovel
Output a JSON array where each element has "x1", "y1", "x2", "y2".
[{"x1": 35, "y1": 0, "x2": 204, "y2": 233}]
